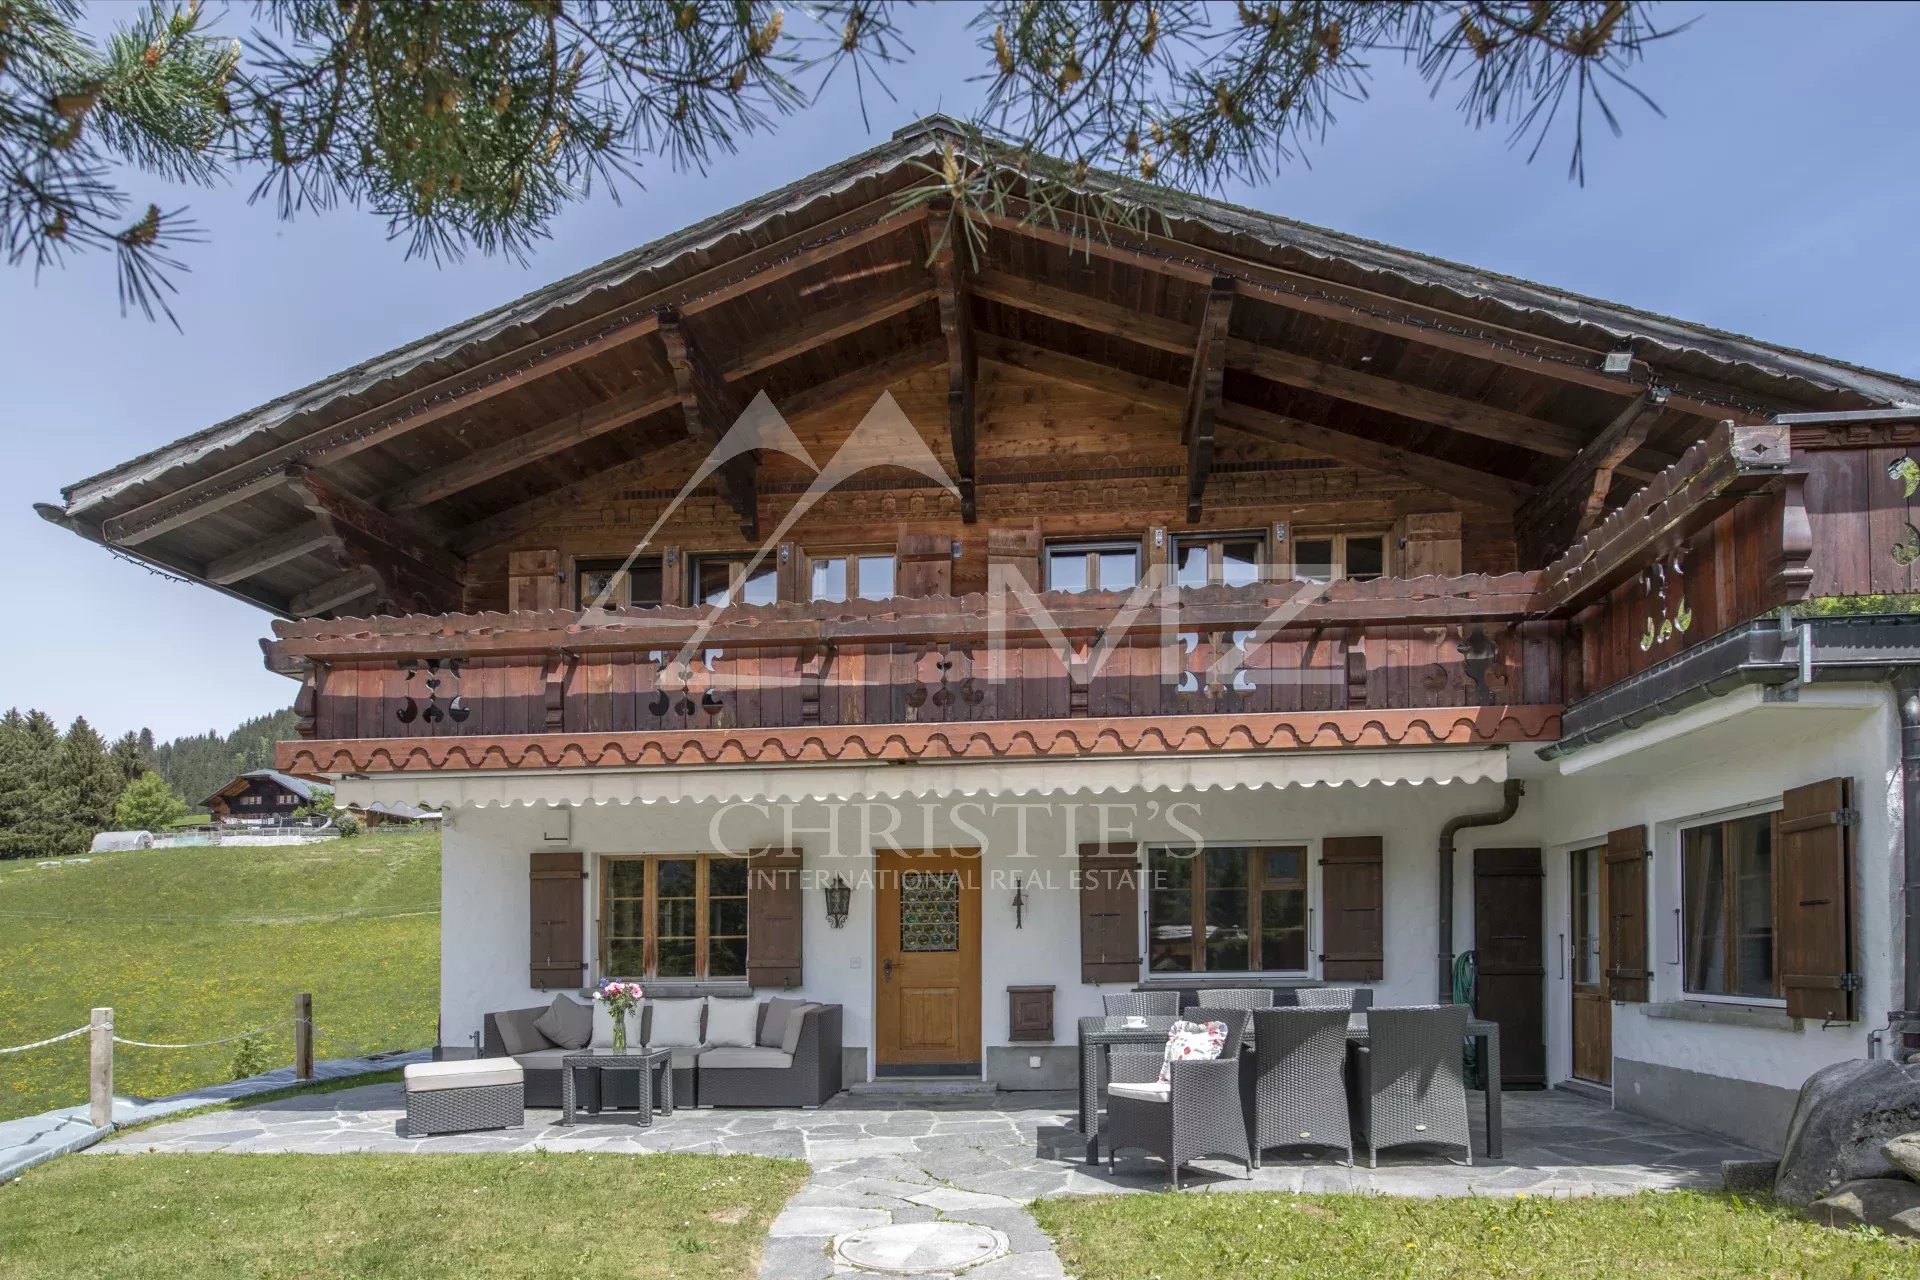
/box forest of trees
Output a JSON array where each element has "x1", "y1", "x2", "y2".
[{"x1": 0, "y1": 707, "x2": 297, "y2": 859}]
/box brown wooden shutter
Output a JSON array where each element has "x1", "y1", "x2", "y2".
[
  {"x1": 1472, "y1": 848, "x2": 1546, "y2": 1086},
  {"x1": 1603, "y1": 825, "x2": 1650, "y2": 1002},
  {"x1": 1078, "y1": 843, "x2": 1142, "y2": 983},
  {"x1": 896, "y1": 532, "x2": 954, "y2": 598},
  {"x1": 1319, "y1": 836, "x2": 1384, "y2": 981},
  {"x1": 987, "y1": 528, "x2": 1043, "y2": 591},
  {"x1": 509, "y1": 549, "x2": 562, "y2": 613},
  {"x1": 747, "y1": 848, "x2": 803, "y2": 989},
  {"x1": 529, "y1": 850, "x2": 586, "y2": 990},
  {"x1": 1394, "y1": 512, "x2": 1463, "y2": 577},
  {"x1": 1778, "y1": 777, "x2": 1857, "y2": 1021}
]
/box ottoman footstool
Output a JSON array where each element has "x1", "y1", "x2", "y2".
[{"x1": 404, "y1": 1058, "x2": 525, "y2": 1138}]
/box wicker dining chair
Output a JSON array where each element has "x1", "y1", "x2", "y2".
[
  {"x1": 1294, "y1": 986, "x2": 1373, "y2": 1011},
  {"x1": 1349, "y1": 1004, "x2": 1472, "y2": 1168},
  {"x1": 1195, "y1": 988, "x2": 1274, "y2": 1011},
  {"x1": 1107, "y1": 1008, "x2": 1253, "y2": 1189},
  {"x1": 1104, "y1": 991, "x2": 1180, "y2": 1017},
  {"x1": 1246, "y1": 1008, "x2": 1354, "y2": 1167}
]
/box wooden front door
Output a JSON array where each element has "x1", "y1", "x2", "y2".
[
  {"x1": 875, "y1": 848, "x2": 982, "y2": 1074},
  {"x1": 1473, "y1": 848, "x2": 1546, "y2": 1087},
  {"x1": 1570, "y1": 844, "x2": 1612, "y2": 1085}
]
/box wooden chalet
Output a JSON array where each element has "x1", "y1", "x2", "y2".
[{"x1": 42, "y1": 119, "x2": 1920, "y2": 1151}]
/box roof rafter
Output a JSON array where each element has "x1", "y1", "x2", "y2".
[
  {"x1": 205, "y1": 518, "x2": 333, "y2": 585},
  {"x1": 927, "y1": 201, "x2": 979, "y2": 522},
  {"x1": 1183, "y1": 277, "x2": 1235, "y2": 520},
  {"x1": 659, "y1": 308, "x2": 760, "y2": 540},
  {"x1": 1516, "y1": 387, "x2": 1674, "y2": 566},
  {"x1": 292, "y1": 469, "x2": 464, "y2": 614}
]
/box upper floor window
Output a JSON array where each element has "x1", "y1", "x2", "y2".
[
  {"x1": 811, "y1": 553, "x2": 896, "y2": 603},
  {"x1": 1147, "y1": 844, "x2": 1309, "y2": 974},
  {"x1": 601, "y1": 854, "x2": 749, "y2": 981},
  {"x1": 1175, "y1": 534, "x2": 1265, "y2": 589},
  {"x1": 1682, "y1": 811, "x2": 1779, "y2": 1000},
  {"x1": 1046, "y1": 540, "x2": 1140, "y2": 594},
  {"x1": 1290, "y1": 531, "x2": 1388, "y2": 584},
  {"x1": 576, "y1": 557, "x2": 663, "y2": 610},
  {"x1": 693, "y1": 556, "x2": 777, "y2": 608}
]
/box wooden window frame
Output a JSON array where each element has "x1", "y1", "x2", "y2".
[
  {"x1": 1146, "y1": 842, "x2": 1314, "y2": 976},
  {"x1": 598, "y1": 853, "x2": 750, "y2": 982},
  {"x1": 1173, "y1": 531, "x2": 1269, "y2": 589},
  {"x1": 1678, "y1": 806, "x2": 1784, "y2": 1004},
  {"x1": 1570, "y1": 843, "x2": 1605, "y2": 987},
  {"x1": 689, "y1": 554, "x2": 778, "y2": 607},
  {"x1": 1288, "y1": 528, "x2": 1392, "y2": 583},
  {"x1": 807, "y1": 548, "x2": 898, "y2": 603},
  {"x1": 1044, "y1": 538, "x2": 1143, "y2": 594},
  {"x1": 573, "y1": 555, "x2": 664, "y2": 610}
]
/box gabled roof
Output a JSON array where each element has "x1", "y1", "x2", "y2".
[
  {"x1": 202, "y1": 769, "x2": 332, "y2": 809},
  {"x1": 41, "y1": 118, "x2": 1920, "y2": 620}
]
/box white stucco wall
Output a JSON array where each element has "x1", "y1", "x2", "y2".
[
  {"x1": 1493, "y1": 685, "x2": 1902, "y2": 1101},
  {"x1": 437, "y1": 775, "x2": 1520, "y2": 1078}
]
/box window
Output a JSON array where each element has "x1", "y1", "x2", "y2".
[
  {"x1": 1148, "y1": 844, "x2": 1309, "y2": 973},
  {"x1": 238, "y1": 794, "x2": 262, "y2": 807},
  {"x1": 575, "y1": 557, "x2": 664, "y2": 609},
  {"x1": 693, "y1": 556, "x2": 777, "y2": 607},
  {"x1": 601, "y1": 854, "x2": 749, "y2": 981},
  {"x1": 811, "y1": 553, "x2": 896, "y2": 602},
  {"x1": 1046, "y1": 540, "x2": 1140, "y2": 594},
  {"x1": 1290, "y1": 531, "x2": 1389, "y2": 584},
  {"x1": 1682, "y1": 812, "x2": 1778, "y2": 1000},
  {"x1": 1570, "y1": 844, "x2": 1602, "y2": 986},
  {"x1": 1175, "y1": 534, "x2": 1266, "y2": 589}
]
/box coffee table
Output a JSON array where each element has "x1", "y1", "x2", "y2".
[{"x1": 559, "y1": 1047, "x2": 674, "y2": 1126}]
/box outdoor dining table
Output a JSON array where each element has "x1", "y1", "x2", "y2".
[{"x1": 1076, "y1": 1011, "x2": 1504, "y2": 1163}]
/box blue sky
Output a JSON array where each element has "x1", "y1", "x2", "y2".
[{"x1": 4, "y1": 2, "x2": 1917, "y2": 743}]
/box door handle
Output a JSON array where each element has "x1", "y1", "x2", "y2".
[{"x1": 883, "y1": 958, "x2": 894, "y2": 982}]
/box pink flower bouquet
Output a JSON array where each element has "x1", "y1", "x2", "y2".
[{"x1": 592, "y1": 979, "x2": 644, "y2": 1049}]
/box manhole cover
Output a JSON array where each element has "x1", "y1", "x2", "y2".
[{"x1": 833, "y1": 1222, "x2": 1009, "y2": 1275}]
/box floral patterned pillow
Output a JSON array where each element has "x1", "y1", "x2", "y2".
[{"x1": 1158, "y1": 1019, "x2": 1229, "y2": 1084}]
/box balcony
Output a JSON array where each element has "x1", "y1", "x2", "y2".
[{"x1": 267, "y1": 572, "x2": 1566, "y2": 775}]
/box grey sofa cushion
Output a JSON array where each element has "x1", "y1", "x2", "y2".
[
  {"x1": 700, "y1": 1046, "x2": 793, "y2": 1070},
  {"x1": 759, "y1": 997, "x2": 811, "y2": 1048},
  {"x1": 666, "y1": 1045, "x2": 704, "y2": 1070},
  {"x1": 494, "y1": 1008, "x2": 555, "y2": 1057},
  {"x1": 511, "y1": 1048, "x2": 575, "y2": 1071},
  {"x1": 533, "y1": 995, "x2": 592, "y2": 1049},
  {"x1": 704, "y1": 998, "x2": 759, "y2": 1048},
  {"x1": 780, "y1": 1003, "x2": 821, "y2": 1055},
  {"x1": 647, "y1": 999, "x2": 705, "y2": 1047}
]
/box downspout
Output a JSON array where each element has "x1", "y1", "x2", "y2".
[
  {"x1": 1437, "y1": 779, "x2": 1525, "y2": 1004},
  {"x1": 1897, "y1": 675, "x2": 1920, "y2": 1046}
]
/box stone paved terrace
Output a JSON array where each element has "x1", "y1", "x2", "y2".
[{"x1": 94, "y1": 1084, "x2": 1763, "y2": 1279}]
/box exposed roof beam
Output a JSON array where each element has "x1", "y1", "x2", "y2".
[
  {"x1": 382, "y1": 387, "x2": 679, "y2": 513},
  {"x1": 659, "y1": 309, "x2": 758, "y2": 539},
  {"x1": 288, "y1": 565, "x2": 382, "y2": 618},
  {"x1": 1183, "y1": 277, "x2": 1235, "y2": 521},
  {"x1": 726, "y1": 277, "x2": 933, "y2": 383},
  {"x1": 978, "y1": 334, "x2": 1530, "y2": 513},
  {"x1": 104, "y1": 468, "x2": 299, "y2": 547},
  {"x1": 1516, "y1": 387, "x2": 1674, "y2": 566},
  {"x1": 980, "y1": 208, "x2": 1751, "y2": 424},
  {"x1": 927, "y1": 203, "x2": 979, "y2": 522},
  {"x1": 970, "y1": 269, "x2": 1195, "y2": 355},
  {"x1": 204, "y1": 518, "x2": 333, "y2": 585},
  {"x1": 290, "y1": 469, "x2": 464, "y2": 615},
  {"x1": 449, "y1": 341, "x2": 944, "y2": 557},
  {"x1": 91, "y1": 209, "x2": 924, "y2": 547}
]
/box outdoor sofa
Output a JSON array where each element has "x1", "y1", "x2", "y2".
[{"x1": 483, "y1": 995, "x2": 842, "y2": 1109}]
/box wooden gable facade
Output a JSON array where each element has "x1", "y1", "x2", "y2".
[{"x1": 41, "y1": 121, "x2": 1920, "y2": 774}]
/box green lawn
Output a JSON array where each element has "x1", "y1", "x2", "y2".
[
  {"x1": 0, "y1": 832, "x2": 439, "y2": 1122},
  {"x1": 0, "y1": 1152, "x2": 807, "y2": 1279},
  {"x1": 1031, "y1": 1190, "x2": 1917, "y2": 1279}
]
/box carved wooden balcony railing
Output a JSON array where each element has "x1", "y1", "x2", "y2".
[{"x1": 265, "y1": 574, "x2": 1566, "y2": 765}]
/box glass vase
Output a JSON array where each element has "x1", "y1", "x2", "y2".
[{"x1": 611, "y1": 1011, "x2": 628, "y2": 1051}]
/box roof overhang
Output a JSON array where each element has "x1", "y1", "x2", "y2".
[{"x1": 331, "y1": 744, "x2": 1509, "y2": 810}]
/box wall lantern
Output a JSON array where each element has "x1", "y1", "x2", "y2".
[{"x1": 823, "y1": 874, "x2": 852, "y2": 929}]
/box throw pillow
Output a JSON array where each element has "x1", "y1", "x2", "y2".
[
  {"x1": 533, "y1": 994, "x2": 592, "y2": 1050},
  {"x1": 590, "y1": 999, "x2": 636, "y2": 1049},
  {"x1": 705, "y1": 998, "x2": 760, "y2": 1049},
  {"x1": 495, "y1": 1010, "x2": 552, "y2": 1057},
  {"x1": 759, "y1": 996, "x2": 811, "y2": 1048},
  {"x1": 1158, "y1": 1019, "x2": 1228, "y2": 1084},
  {"x1": 780, "y1": 1003, "x2": 821, "y2": 1056},
  {"x1": 647, "y1": 999, "x2": 705, "y2": 1047}
]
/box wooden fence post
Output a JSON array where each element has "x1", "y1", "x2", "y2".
[
  {"x1": 89, "y1": 1007, "x2": 113, "y2": 1129},
  {"x1": 294, "y1": 993, "x2": 313, "y2": 1080}
]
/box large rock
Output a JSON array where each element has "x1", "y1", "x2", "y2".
[
  {"x1": 1774, "y1": 1059, "x2": 1920, "y2": 1206},
  {"x1": 1886, "y1": 1132, "x2": 1920, "y2": 1182},
  {"x1": 1807, "y1": 1179, "x2": 1920, "y2": 1237}
]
